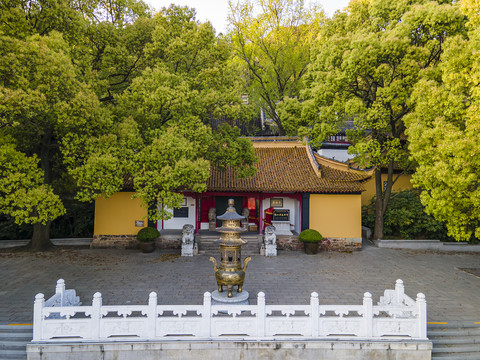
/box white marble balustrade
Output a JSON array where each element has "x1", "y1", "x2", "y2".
[{"x1": 33, "y1": 279, "x2": 426, "y2": 342}]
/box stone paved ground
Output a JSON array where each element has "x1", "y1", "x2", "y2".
[{"x1": 0, "y1": 243, "x2": 478, "y2": 323}]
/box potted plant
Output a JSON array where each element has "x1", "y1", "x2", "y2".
[
  {"x1": 137, "y1": 227, "x2": 160, "y2": 253},
  {"x1": 299, "y1": 229, "x2": 323, "y2": 255}
]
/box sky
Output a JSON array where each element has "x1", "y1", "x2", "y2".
[{"x1": 145, "y1": 0, "x2": 350, "y2": 34}]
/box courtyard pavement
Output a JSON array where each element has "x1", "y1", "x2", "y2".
[{"x1": 0, "y1": 241, "x2": 478, "y2": 324}]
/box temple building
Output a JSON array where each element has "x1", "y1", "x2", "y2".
[{"x1": 93, "y1": 137, "x2": 373, "y2": 251}]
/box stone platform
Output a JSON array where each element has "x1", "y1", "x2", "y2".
[{"x1": 211, "y1": 290, "x2": 249, "y2": 306}]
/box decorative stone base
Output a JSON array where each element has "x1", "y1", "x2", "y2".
[
  {"x1": 208, "y1": 222, "x2": 216, "y2": 231},
  {"x1": 271, "y1": 221, "x2": 293, "y2": 235},
  {"x1": 91, "y1": 235, "x2": 362, "y2": 252},
  {"x1": 211, "y1": 290, "x2": 249, "y2": 306},
  {"x1": 27, "y1": 340, "x2": 432, "y2": 360},
  {"x1": 156, "y1": 236, "x2": 181, "y2": 250},
  {"x1": 91, "y1": 235, "x2": 138, "y2": 249},
  {"x1": 322, "y1": 237, "x2": 362, "y2": 252},
  {"x1": 181, "y1": 243, "x2": 194, "y2": 256},
  {"x1": 265, "y1": 244, "x2": 277, "y2": 256},
  {"x1": 276, "y1": 236, "x2": 362, "y2": 252}
]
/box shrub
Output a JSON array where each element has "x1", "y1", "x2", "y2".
[
  {"x1": 362, "y1": 189, "x2": 448, "y2": 240},
  {"x1": 137, "y1": 227, "x2": 160, "y2": 242},
  {"x1": 299, "y1": 229, "x2": 323, "y2": 243}
]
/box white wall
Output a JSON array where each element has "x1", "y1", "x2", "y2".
[
  {"x1": 161, "y1": 196, "x2": 196, "y2": 230},
  {"x1": 262, "y1": 197, "x2": 299, "y2": 232}
]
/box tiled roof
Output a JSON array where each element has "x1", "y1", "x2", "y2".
[{"x1": 207, "y1": 146, "x2": 370, "y2": 193}]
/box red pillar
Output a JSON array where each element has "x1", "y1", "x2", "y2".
[
  {"x1": 259, "y1": 193, "x2": 263, "y2": 234},
  {"x1": 195, "y1": 194, "x2": 200, "y2": 234}
]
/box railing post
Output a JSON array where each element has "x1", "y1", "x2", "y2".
[
  {"x1": 395, "y1": 279, "x2": 404, "y2": 303},
  {"x1": 416, "y1": 293, "x2": 427, "y2": 339},
  {"x1": 257, "y1": 292, "x2": 266, "y2": 338},
  {"x1": 56, "y1": 279, "x2": 66, "y2": 306},
  {"x1": 202, "y1": 292, "x2": 211, "y2": 337},
  {"x1": 363, "y1": 292, "x2": 373, "y2": 338},
  {"x1": 91, "y1": 292, "x2": 102, "y2": 340},
  {"x1": 147, "y1": 292, "x2": 157, "y2": 339},
  {"x1": 310, "y1": 292, "x2": 319, "y2": 337},
  {"x1": 33, "y1": 293, "x2": 45, "y2": 341}
]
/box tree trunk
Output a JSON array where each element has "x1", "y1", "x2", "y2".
[
  {"x1": 372, "y1": 160, "x2": 396, "y2": 240},
  {"x1": 373, "y1": 168, "x2": 384, "y2": 240},
  {"x1": 28, "y1": 222, "x2": 53, "y2": 251}
]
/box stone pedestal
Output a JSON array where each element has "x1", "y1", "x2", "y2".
[
  {"x1": 209, "y1": 221, "x2": 216, "y2": 231},
  {"x1": 271, "y1": 221, "x2": 293, "y2": 235},
  {"x1": 211, "y1": 290, "x2": 249, "y2": 306},
  {"x1": 181, "y1": 243, "x2": 194, "y2": 256},
  {"x1": 265, "y1": 244, "x2": 277, "y2": 256}
]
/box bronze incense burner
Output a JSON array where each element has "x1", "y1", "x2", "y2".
[{"x1": 210, "y1": 199, "x2": 251, "y2": 298}]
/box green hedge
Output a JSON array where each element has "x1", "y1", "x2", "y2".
[{"x1": 362, "y1": 189, "x2": 448, "y2": 240}]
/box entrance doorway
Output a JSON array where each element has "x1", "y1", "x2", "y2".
[{"x1": 216, "y1": 196, "x2": 243, "y2": 226}]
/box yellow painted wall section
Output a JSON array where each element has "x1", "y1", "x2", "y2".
[
  {"x1": 362, "y1": 174, "x2": 413, "y2": 205},
  {"x1": 309, "y1": 194, "x2": 361, "y2": 238},
  {"x1": 94, "y1": 192, "x2": 148, "y2": 235}
]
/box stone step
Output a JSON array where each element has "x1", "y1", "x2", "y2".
[
  {"x1": 432, "y1": 344, "x2": 480, "y2": 353},
  {"x1": 0, "y1": 340, "x2": 30, "y2": 350},
  {"x1": 432, "y1": 336, "x2": 480, "y2": 345},
  {"x1": 0, "y1": 325, "x2": 32, "y2": 360},
  {"x1": 0, "y1": 349, "x2": 27, "y2": 359},
  {"x1": 431, "y1": 353, "x2": 480, "y2": 360},
  {"x1": 428, "y1": 323, "x2": 480, "y2": 360},
  {"x1": 428, "y1": 328, "x2": 480, "y2": 336}
]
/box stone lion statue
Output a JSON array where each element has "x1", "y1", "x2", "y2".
[
  {"x1": 264, "y1": 225, "x2": 276, "y2": 245},
  {"x1": 182, "y1": 224, "x2": 194, "y2": 244}
]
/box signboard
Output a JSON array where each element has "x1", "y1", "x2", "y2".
[
  {"x1": 173, "y1": 207, "x2": 189, "y2": 218},
  {"x1": 273, "y1": 209, "x2": 290, "y2": 221},
  {"x1": 270, "y1": 198, "x2": 283, "y2": 207},
  {"x1": 135, "y1": 220, "x2": 144, "y2": 227}
]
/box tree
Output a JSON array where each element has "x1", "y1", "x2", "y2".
[
  {"x1": 0, "y1": 3, "x2": 257, "y2": 250},
  {"x1": 64, "y1": 5, "x2": 257, "y2": 222},
  {"x1": 0, "y1": 32, "x2": 110, "y2": 249},
  {"x1": 405, "y1": 0, "x2": 480, "y2": 241},
  {"x1": 228, "y1": 0, "x2": 324, "y2": 135},
  {"x1": 0, "y1": 144, "x2": 65, "y2": 250},
  {"x1": 298, "y1": 0, "x2": 465, "y2": 239}
]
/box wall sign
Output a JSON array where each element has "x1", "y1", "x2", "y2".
[
  {"x1": 174, "y1": 207, "x2": 189, "y2": 218},
  {"x1": 270, "y1": 198, "x2": 283, "y2": 207},
  {"x1": 135, "y1": 220, "x2": 144, "y2": 227},
  {"x1": 273, "y1": 209, "x2": 290, "y2": 221}
]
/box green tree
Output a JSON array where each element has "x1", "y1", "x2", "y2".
[
  {"x1": 299, "y1": 0, "x2": 465, "y2": 239},
  {"x1": 64, "y1": 5, "x2": 257, "y2": 222},
  {"x1": 0, "y1": 32, "x2": 110, "y2": 249},
  {"x1": 0, "y1": 144, "x2": 65, "y2": 250},
  {"x1": 228, "y1": 0, "x2": 324, "y2": 135},
  {"x1": 405, "y1": 0, "x2": 480, "y2": 241}
]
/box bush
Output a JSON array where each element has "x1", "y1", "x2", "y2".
[
  {"x1": 362, "y1": 189, "x2": 448, "y2": 240},
  {"x1": 299, "y1": 229, "x2": 323, "y2": 243},
  {"x1": 137, "y1": 227, "x2": 160, "y2": 242}
]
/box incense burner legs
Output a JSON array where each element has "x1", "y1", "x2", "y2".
[{"x1": 210, "y1": 257, "x2": 251, "y2": 298}]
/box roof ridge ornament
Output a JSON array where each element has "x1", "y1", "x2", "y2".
[{"x1": 305, "y1": 144, "x2": 322, "y2": 178}]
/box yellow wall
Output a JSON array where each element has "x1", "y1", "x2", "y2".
[
  {"x1": 94, "y1": 192, "x2": 148, "y2": 235},
  {"x1": 309, "y1": 194, "x2": 362, "y2": 238},
  {"x1": 362, "y1": 174, "x2": 413, "y2": 205}
]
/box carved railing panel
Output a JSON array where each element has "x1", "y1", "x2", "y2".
[{"x1": 33, "y1": 279, "x2": 427, "y2": 342}]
